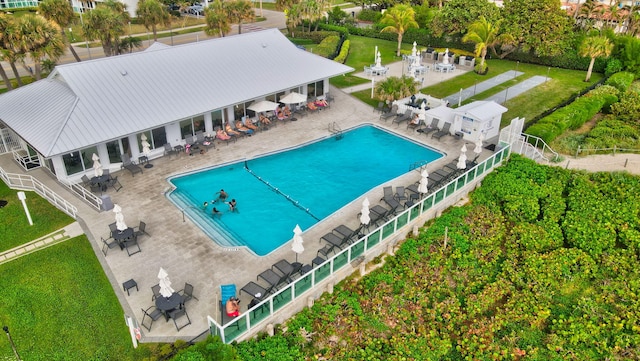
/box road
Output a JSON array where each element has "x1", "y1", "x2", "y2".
[{"x1": 1, "y1": 9, "x2": 286, "y2": 80}]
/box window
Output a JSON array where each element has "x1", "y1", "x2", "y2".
[
  {"x1": 180, "y1": 117, "x2": 204, "y2": 139},
  {"x1": 137, "y1": 127, "x2": 168, "y2": 152},
  {"x1": 307, "y1": 80, "x2": 324, "y2": 99},
  {"x1": 180, "y1": 119, "x2": 193, "y2": 139},
  {"x1": 106, "y1": 140, "x2": 122, "y2": 163},
  {"x1": 63, "y1": 145, "x2": 97, "y2": 175},
  {"x1": 233, "y1": 101, "x2": 254, "y2": 121},
  {"x1": 211, "y1": 110, "x2": 223, "y2": 129}
]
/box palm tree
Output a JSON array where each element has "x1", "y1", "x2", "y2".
[
  {"x1": 300, "y1": 0, "x2": 320, "y2": 32},
  {"x1": 17, "y1": 14, "x2": 65, "y2": 79},
  {"x1": 204, "y1": 0, "x2": 231, "y2": 37},
  {"x1": 374, "y1": 76, "x2": 418, "y2": 103},
  {"x1": 0, "y1": 13, "x2": 16, "y2": 89},
  {"x1": 228, "y1": 0, "x2": 255, "y2": 35},
  {"x1": 462, "y1": 17, "x2": 511, "y2": 74},
  {"x1": 136, "y1": 0, "x2": 170, "y2": 41},
  {"x1": 284, "y1": 4, "x2": 303, "y2": 37},
  {"x1": 578, "y1": 35, "x2": 614, "y2": 81},
  {"x1": 39, "y1": 0, "x2": 81, "y2": 62},
  {"x1": 118, "y1": 36, "x2": 143, "y2": 53},
  {"x1": 379, "y1": 4, "x2": 419, "y2": 57},
  {"x1": 83, "y1": 0, "x2": 130, "y2": 56}
]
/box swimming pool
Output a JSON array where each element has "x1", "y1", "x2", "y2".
[{"x1": 167, "y1": 125, "x2": 443, "y2": 256}]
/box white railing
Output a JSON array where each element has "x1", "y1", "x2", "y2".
[
  {"x1": 0, "y1": 127, "x2": 21, "y2": 154},
  {"x1": 0, "y1": 167, "x2": 78, "y2": 218},
  {"x1": 12, "y1": 149, "x2": 41, "y2": 171},
  {"x1": 207, "y1": 144, "x2": 512, "y2": 343},
  {"x1": 62, "y1": 180, "x2": 104, "y2": 211},
  {"x1": 518, "y1": 133, "x2": 560, "y2": 163},
  {"x1": 575, "y1": 145, "x2": 640, "y2": 157}
]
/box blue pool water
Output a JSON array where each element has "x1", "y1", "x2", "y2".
[{"x1": 167, "y1": 125, "x2": 443, "y2": 256}]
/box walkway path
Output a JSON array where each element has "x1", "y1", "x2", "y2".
[
  {"x1": 442, "y1": 70, "x2": 523, "y2": 105},
  {"x1": 486, "y1": 75, "x2": 549, "y2": 104},
  {"x1": 0, "y1": 222, "x2": 84, "y2": 265}
]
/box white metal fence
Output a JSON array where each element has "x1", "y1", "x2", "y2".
[{"x1": 207, "y1": 144, "x2": 512, "y2": 343}]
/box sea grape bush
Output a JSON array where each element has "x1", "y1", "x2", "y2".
[{"x1": 180, "y1": 155, "x2": 640, "y2": 360}]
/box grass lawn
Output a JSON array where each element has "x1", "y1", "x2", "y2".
[
  {"x1": 0, "y1": 236, "x2": 146, "y2": 360},
  {"x1": 330, "y1": 35, "x2": 413, "y2": 88},
  {"x1": 0, "y1": 181, "x2": 74, "y2": 253},
  {"x1": 418, "y1": 59, "x2": 603, "y2": 127}
]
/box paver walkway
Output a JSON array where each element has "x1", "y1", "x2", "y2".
[
  {"x1": 0, "y1": 222, "x2": 84, "y2": 265},
  {"x1": 443, "y1": 70, "x2": 523, "y2": 105},
  {"x1": 486, "y1": 75, "x2": 549, "y2": 104}
]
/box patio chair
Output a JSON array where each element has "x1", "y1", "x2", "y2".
[
  {"x1": 141, "y1": 305, "x2": 163, "y2": 332},
  {"x1": 374, "y1": 101, "x2": 385, "y2": 113},
  {"x1": 196, "y1": 132, "x2": 215, "y2": 152},
  {"x1": 417, "y1": 118, "x2": 440, "y2": 136},
  {"x1": 326, "y1": 93, "x2": 335, "y2": 103},
  {"x1": 407, "y1": 117, "x2": 421, "y2": 131},
  {"x1": 81, "y1": 174, "x2": 91, "y2": 186},
  {"x1": 333, "y1": 224, "x2": 363, "y2": 244},
  {"x1": 257, "y1": 269, "x2": 289, "y2": 290},
  {"x1": 101, "y1": 236, "x2": 119, "y2": 256},
  {"x1": 124, "y1": 236, "x2": 141, "y2": 256},
  {"x1": 220, "y1": 284, "x2": 242, "y2": 328},
  {"x1": 392, "y1": 110, "x2": 412, "y2": 127},
  {"x1": 368, "y1": 205, "x2": 391, "y2": 226},
  {"x1": 272, "y1": 259, "x2": 301, "y2": 282},
  {"x1": 151, "y1": 284, "x2": 161, "y2": 301},
  {"x1": 106, "y1": 176, "x2": 122, "y2": 192},
  {"x1": 134, "y1": 221, "x2": 149, "y2": 238},
  {"x1": 321, "y1": 232, "x2": 349, "y2": 252},
  {"x1": 90, "y1": 183, "x2": 102, "y2": 194},
  {"x1": 164, "y1": 143, "x2": 178, "y2": 157},
  {"x1": 108, "y1": 222, "x2": 118, "y2": 236},
  {"x1": 120, "y1": 154, "x2": 143, "y2": 177},
  {"x1": 168, "y1": 308, "x2": 191, "y2": 331},
  {"x1": 379, "y1": 105, "x2": 398, "y2": 122},
  {"x1": 178, "y1": 282, "x2": 199, "y2": 307},
  {"x1": 103, "y1": 168, "x2": 111, "y2": 179},
  {"x1": 431, "y1": 123, "x2": 452, "y2": 140},
  {"x1": 394, "y1": 186, "x2": 408, "y2": 202}
]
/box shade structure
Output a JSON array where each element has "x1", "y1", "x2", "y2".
[
  {"x1": 141, "y1": 133, "x2": 151, "y2": 156},
  {"x1": 279, "y1": 92, "x2": 307, "y2": 105},
  {"x1": 158, "y1": 268, "x2": 175, "y2": 298},
  {"x1": 291, "y1": 224, "x2": 304, "y2": 262},
  {"x1": 92, "y1": 153, "x2": 103, "y2": 177},
  {"x1": 474, "y1": 133, "x2": 484, "y2": 155},
  {"x1": 113, "y1": 204, "x2": 127, "y2": 231},
  {"x1": 418, "y1": 169, "x2": 429, "y2": 194},
  {"x1": 248, "y1": 100, "x2": 279, "y2": 113},
  {"x1": 360, "y1": 197, "x2": 370, "y2": 226}
]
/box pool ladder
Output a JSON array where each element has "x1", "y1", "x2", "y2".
[
  {"x1": 328, "y1": 122, "x2": 343, "y2": 140},
  {"x1": 409, "y1": 160, "x2": 430, "y2": 172}
]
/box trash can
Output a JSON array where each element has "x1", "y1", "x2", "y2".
[{"x1": 100, "y1": 195, "x2": 114, "y2": 211}]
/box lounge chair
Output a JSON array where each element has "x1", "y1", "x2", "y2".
[
  {"x1": 241, "y1": 281, "x2": 274, "y2": 300},
  {"x1": 394, "y1": 186, "x2": 407, "y2": 202},
  {"x1": 257, "y1": 269, "x2": 289, "y2": 290},
  {"x1": 369, "y1": 205, "x2": 391, "y2": 225},
  {"x1": 333, "y1": 224, "x2": 363, "y2": 244},
  {"x1": 431, "y1": 122, "x2": 452, "y2": 140},
  {"x1": 306, "y1": 102, "x2": 320, "y2": 114},
  {"x1": 380, "y1": 105, "x2": 398, "y2": 121},
  {"x1": 220, "y1": 284, "x2": 241, "y2": 328},
  {"x1": 164, "y1": 143, "x2": 178, "y2": 157},
  {"x1": 321, "y1": 232, "x2": 347, "y2": 252},
  {"x1": 374, "y1": 101, "x2": 385, "y2": 113},
  {"x1": 196, "y1": 132, "x2": 214, "y2": 152},
  {"x1": 407, "y1": 117, "x2": 421, "y2": 130},
  {"x1": 392, "y1": 110, "x2": 412, "y2": 127},
  {"x1": 272, "y1": 259, "x2": 300, "y2": 282},
  {"x1": 417, "y1": 118, "x2": 440, "y2": 135},
  {"x1": 120, "y1": 154, "x2": 143, "y2": 177},
  {"x1": 380, "y1": 186, "x2": 401, "y2": 210}
]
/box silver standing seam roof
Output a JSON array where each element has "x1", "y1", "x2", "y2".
[
  {"x1": 454, "y1": 101, "x2": 507, "y2": 120},
  {"x1": 0, "y1": 29, "x2": 353, "y2": 157}
]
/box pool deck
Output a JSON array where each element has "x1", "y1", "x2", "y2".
[{"x1": 0, "y1": 88, "x2": 489, "y2": 342}]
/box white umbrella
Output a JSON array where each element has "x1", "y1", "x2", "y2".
[
  {"x1": 92, "y1": 153, "x2": 103, "y2": 177},
  {"x1": 291, "y1": 224, "x2": 304, "y2": 262},
  {"x1": 474, "y1": 133, "x2": 484, "y2": 156},
  {"x1": 279, "y1": 92, "x2": 307, "y2": 105},
  {"x1": 141, "y1": 134, "x2": 151, "y2": 157},
  {"x1": 375, "y1": 51, "x2": 382, "y2": 68},
  {"x1": 360, "y1": 197, "x2": 370, "y2": 226},
  {"x1": 418, "y1": 169, "x2": 429, "y2": 194},
  {"x1": 157, "y1": 267, "x2": 175, "y2": 298},
  {"x1": 411, "y1": 41, "x2": 417, "y2": 57},
  {"x1": 113, "y1": 204, "x2": 128, "y2": 231},
  {"x1": 461, "y1": 143, "x2": 467, "y2": 154},
  {"x1": 457, "y1": 152, "x2": 467, "y2": 170},
  {"x1": 248, "y1": 100, "x2": 279, "y2": 113}
]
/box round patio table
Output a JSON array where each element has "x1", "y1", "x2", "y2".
[{"x1": 155, "y1": 292, "x2": 182, "y2": 313}]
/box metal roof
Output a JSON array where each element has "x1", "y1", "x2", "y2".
[
  {"x1": 0, "y1": 29, "x2": 353, "y2": 157},
  {"x1": 455, "y1": 101, "x2": 507, "y2": 120}
]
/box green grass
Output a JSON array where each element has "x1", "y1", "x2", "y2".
[
  {"x1": 330, "y1": 35, "x2": 413, "y2": 88},
  {"x1": 417, "y1": 59, "x2": 603, "y2": 127},
  {"x1": 0, "y1": 236, "x2": 145, "y2": 360},
  {"x1": 0, "y1": 180, "x2": 74, "y2": 253}
]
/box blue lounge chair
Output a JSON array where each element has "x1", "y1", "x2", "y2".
[{"x1": 220, "y1": 284, "x2": 241, "y2": 329}]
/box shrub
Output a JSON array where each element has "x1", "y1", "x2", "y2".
[
  {"x1": 314, "y1": 35, "x2": 340, "y2": 58},
  {"x1": 357, "y1": 9, "x2": 382, "y2": 22},
  {"x1": 587, "y1": 85, "x2": 619, "y2": 113},
  {"x1": 317, "y1": 23, "x2": 350, "y2": 37},
  {"x1": 333, "y1": 39, "x2": 350, "y2": 64},
  {"x1": 604, "y1": 58, "x2": 623, "y2": 77},
  {"x1": 610, "y1": 90, "x2": 640, "y2": 124},
  {"x1": 293, "y1": 30, "x2": 340, "y2": 44},
  {"x1": 605, "y1": 71, "x2": 636, "y2": 93}
]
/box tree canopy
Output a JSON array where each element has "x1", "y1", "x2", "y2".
[{"x1": 431, "y1": 0, "x2": 501, "y2": 36}]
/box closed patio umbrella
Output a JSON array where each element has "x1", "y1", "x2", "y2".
[
  {"x1": 360, "y1": 198, "x2": 370, "y2": 227},
  {"x1": 92, "y1": 153, "x2": 103, "y2": 177},
  {"x1": 418, "y1": 169, "x2": 429, "y2": 194},
  {"x1": 291, "y1": 224, "x2": 304, "y2": 262},
  {"x1": 474, "y1": 133, "x2": 484, "y2": 156},
  {"x1": 113, "y1": 204, "x2": 127, "y2": 231},
  {"x1": 158, "y1": 267, "x2": 175, "y2": 298},
  {"x1": 248, "y1": 100, "x2": 279, "y2": 113},
  {"x1": 279, "y1": 92, "x2": 307, "y2": 105},
  {"x1": 457, "y1": 150, "x2": 467, "y2": 170},
  {"x1": 141, "y1": 134, "x2": 151, "y2": 157}
]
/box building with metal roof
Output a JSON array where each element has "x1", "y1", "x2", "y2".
[{"x1": 0, "y1": 29, "x2": 353, "y2": 182}]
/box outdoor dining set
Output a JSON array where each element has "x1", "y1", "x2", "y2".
[{"x1": 140, "y1": 268, "x2": 195, "y2": 332}]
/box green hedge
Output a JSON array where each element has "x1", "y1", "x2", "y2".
[
  {"x1": 293, "y1": 30, "x2": 340, "y2": 44},
  {"x1": 604, "y1": 71, "x2": 636, "y2": 93},
  {"x1": 527, "y1": 86, "x2": 617, "y2": 143},
  {"x1": 315, "y1": 35, "x2": 340, "y2": 58},
  {"x1": 334, "y1": 39, "x2": 350, "y2": 64}
]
